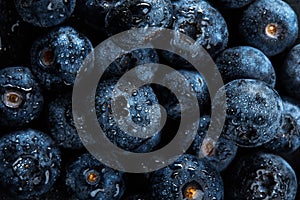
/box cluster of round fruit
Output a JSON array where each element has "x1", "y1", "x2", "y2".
[{"x1": 1, "y1": 0, "x2": 300, "y2": 199}]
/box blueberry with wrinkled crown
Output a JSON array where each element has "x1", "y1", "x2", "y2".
[
  {"x1": 188, "y1": 115, "x2": 238, "y2": 172},
  {"x1": 14, "y1": 0, "x2": 76, "y2": 27},
  {"x1": 105, "y1": 0, "x2": 173, "y2": 36},
  {"x1": 31, "y1": 26, "x2": 93, "y2": 90},
  {"x1": 150, "y1": 154, "x2": 224, "y2": 200},
  {"x1": 215, "y1": 46, "x2": 276, "y2": 87},
  {"x1": 0, "y1": 66, "x2": 44, "y2": 128},
  {"x1": 95, "y1": 78, "x2": 162, "y2": 152},
  {"x1": 265, "y1": 97, "x2": 300, "y2": 154},
  {"x1": 161, "y1": 0, "x2": 228, "y2": 66},
  {"x1": 224, "y1": 152, "x2": 297, "y2": 200},
  {"x1": 214, "y1": 79, "x2": 283, "y2": 147},
  {"x1": 66, "y1": 153, "x2": 125, "y2": 200},
  {"x1": 239, "y1": 0, "x2": 298, "y2": 56},
  {"x1": 48, "y1": 93, "x2": 83, "y2": 149},
  {"x1": 0, "y1": 129, "x2": 61, "y2": 199}
]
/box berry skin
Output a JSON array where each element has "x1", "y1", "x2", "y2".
[
  {"x1": 150, "y1": 154, "x2": 224, "y2": 200},
  {"x1": 66, "y1": 153, "x2": 125, "y2": 200},
  {"x1": 48, "y1": 93, "x2": 83, "y2": 149},
  {"x1": 215, "y1": 0, "x2": 255, "y2": 9},
  {"x1": 95, "y1": 78, "x2": 161, "y2": 152},
  {"x1": 224, "y1": 152, "x2": 297, "y2": 200},
  {"x1": 239, "y1": 0, "x2": 298, "y2": 56},
  {"x1": 31, "y1": 26, "x2": 93, "y2": 90},
  {"x1": 0, "y1": 129, "x2": 61, "y2": 199},
  {"x1": 215, "y1": 46, "x2": 276, "y2": 87},
  {"x1": 105, "y1": 0, "x2": 173, "y2": 36},
  {"x1": 0, "y1": 66, "x2": 44, "y2": 128},
  {"x1": 265, "y1": 97, "x2": 300, "y2": 154},
  {"x1": 188, "y1": 115, "x2": 238, "y2": 172},
  {"x1": 14, "y1": 0, "x2": 76, "y2": 27},
  {"x1": 163, "y1": 0, "x2": 228, "y2": 63},
  {"x1": 214, "y1": 79, "x2": 283, "y2": 147},
  {"x1": 280, "y1": 43, "x2": 300, "y2": 100},
  {"x1": 122, "y1": 194, "x2": 151, "y2": 200}
]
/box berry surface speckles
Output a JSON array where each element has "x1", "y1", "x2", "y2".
[
  {"x1": 215, "y1": 79, "x2": 283, "y2": 147},
  {"x1": 0, "y1": 129, "x2": 61, "y2": 199},
  {"x1": 239, "y1": 0, "x2": 298, "y2": 56},
  {"x1": 14, "y1": 0, "x2": 76, "y2": 27},
  {"x1": 225, "y1": 152, "x2": 298, "y2": 200}
]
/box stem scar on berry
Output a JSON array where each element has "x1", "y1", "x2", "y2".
[
  {"x1": 200, "y1": 138, "x2": 216, "y2": 157},
  {"x1": 2, "y1": 90, "x2": 24, "y2": 108},
  {"x1": 39, "y1": 48, "x2": 55, "y2": 67},
  {"x1": 183, "y1": 181, "x2": 204, "y2": 200},
  {"x1": 265, "y1": 23, "x2": 279, "y2": 38},
  {"x1": 85, "y1": 170, "x2": 100, "y2": 185}
]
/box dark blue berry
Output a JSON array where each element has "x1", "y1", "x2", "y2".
[
  {"x1": 215, "y1": 46, "x2": 276, "y2": 87},
  {"x1": 48, "y1": 93, "x2": 83, "y2": 149},
  {"x1": 280, "y1": 43, "x2": 300, "y2": 100},
  {"x1": 265, "y1": 97, "x2": 300, "y2": 154},
  {"x1": 66, "y1": 153, "x2": 125, "y2": 200},
  {"x1": 215, "y1": 79, "x2": 283, "y2": 147},
  {"x1": 123, "y1": 194, "x2": 151, "y2": 200},
  {"x1": 95, "y1": 78, "x2": 161, "y2": 152},
  {"x1": 105, "y1": 0, "x2": 173, "y2": 36},
  {"x1": 225, "y1": 152, "x2": 297, "y2": 200},
  {"x1": 239, "y1": 0, "x2": 298, "y2": 56},
  {"x1": 14, "y1": 0, "x2": 76, "y2": 27},
  {"x1": 31, "y1": 26, "x2": 93, "y2": 90},
  {"x1": 188, "y1": 115, "x2": 238, "y2": 172},
  {"x1": 0, "y1": 66, "x2": 44, "y2": 127},
  {"x1": 163, "y1": 0, "x2": 228, "y2": 64},
  {"x1": 0, "y1": 129, "x2": 61, "y2": 199},
  {"x1": 150, "y1": 154, "x2": 224, "y2": 199}
]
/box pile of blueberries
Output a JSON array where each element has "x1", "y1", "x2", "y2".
[{"x1": 1, "y1": 0, "x2": 300, "y2": 199}]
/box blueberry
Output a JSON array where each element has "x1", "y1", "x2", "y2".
[
  {"x1": 0, "y1": 66, "x2": 44, "y2": 128},
  {"x1": 214, "y1": 79, "x2": 283, "y2": 147},
  {"x1": 105, "y1": 0, "x2": 173, "y2": 36},
  {"x1": 66, "y1": 153, "x2": 125, "y2": 200},
  {"x1": 224, "y1": 152, "x2": 297, "y2": 200},
  {"x1": 14, "y1": 0, "x2": 76, "y2": 27},
  {"x1": 162, "y1": 0, "x2": 228, "y2": 64},
  {"x1": 0, "y1": 129, "x2": 61, "y2": 199},
  {"x1": 48, "y1": 93, "x2": 84, "y2": 149},
  {"x1": 239, "y1": 0, "x2": 298, "y2": 56},
  {"x1": 95, "y1": 78, "x2": 161, "y2": 152},
  {"x1": 265, "y1": 97, "x2": 300, "y2": 154},
  {"x1": 280, "y1": 43, "x2": 300, "y2": 100},
  {"x1": 188, "y1": 115, "x2": 238, "y2": 172},
  {"x1": 215, "y1": 0, "x2": 255, "y2": 9},
  {"x1": 31, "y1": 26, "x2": 93, "y2": 90},
  {"x1": 215, "y1": 46, "x2": 276, "y2": 87},
  {"x1": 156, "y1": 69, "x2": 210, "y2": 119},
  {"x1": 150, "y1": 154, "x2": 224, "y2": 199}
]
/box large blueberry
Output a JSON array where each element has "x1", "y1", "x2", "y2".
[
  {"x1": 239, "y1": 0, "x2": 298, "y2": 56},
  {"x1": 214, "y1": 79, "x2": 283, "y2": 147},
  {"x1": 215, "y1": 46, "x2": 276, "y2": 87}
]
